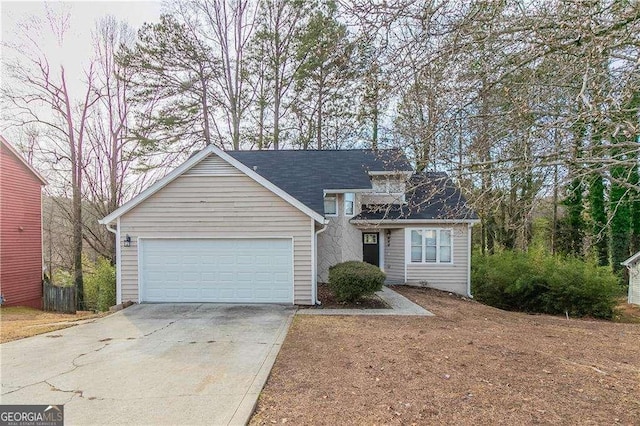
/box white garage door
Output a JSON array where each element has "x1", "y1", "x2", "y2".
[{"x1": 140, "y1": 239, "x2": 293, "y2": 303}]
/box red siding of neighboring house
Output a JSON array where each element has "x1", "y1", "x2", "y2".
[{"x1": 1, "y1": 139, "x2": 45, "y2": 308}]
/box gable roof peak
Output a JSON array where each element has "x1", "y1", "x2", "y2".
[{"x1": 0, "y1": 135, "x2": 47, "y2": 185}]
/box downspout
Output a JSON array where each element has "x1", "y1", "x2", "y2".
[
  {"x1": 104, "y1": 221, "x2": 122, "y2": 305},
  {"x1": 313, "y1": 221, "x2": 329, "y2": 305},
  {"x1": 467, "y1": 222, "x2": 474, "y2": 298}
]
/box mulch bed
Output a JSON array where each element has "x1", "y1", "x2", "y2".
[
  {"x1": 300, "y1": 283, "x2": 390, "y2": 309},
  {"x1": 251, "y1": 286, "x2": 640, "y2": 425}
]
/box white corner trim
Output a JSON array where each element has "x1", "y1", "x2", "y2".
[
  {"x1": 467, "y1": 223, "x2": 473, "y2": 298},
  {"x1": 404, "y1": 228, "x2": 408, "y2": 283},
  {"x1": 137, "y1": 237, "x2": 143, "y2": 304},
  {"x1": 379, "y1": 230, "x2": 385, "y2": 271},
  {"x1": 311, "y1": 219, "x2": 316, "y2": 305},
  {"x1": 290, "y1": 236, "x2": 296, "y2": 305},
  {"x1": 99, "y1": 145, "x2": 325, "y2": 225},
  {"x1": 116, "y1": 218, "x2": 122, "y2": 304}
]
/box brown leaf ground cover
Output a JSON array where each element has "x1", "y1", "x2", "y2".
[
  {"x1": 251, "y1": 286, "x2": 640, "y2": 425},
  {"x1": 0, "y1": 306, "x2": 104, "y2": 343}
]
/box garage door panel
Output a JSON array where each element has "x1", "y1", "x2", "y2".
[{"x1": 141, "y1": 239, "x2": 293, "y2": 303}]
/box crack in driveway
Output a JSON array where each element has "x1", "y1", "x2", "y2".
[
  {"x1": 1, "y1": 316, "x2": 183, "y2": 397},
  {"x1": 1, "y1": 304, "x2": 294, "y2": 425}
]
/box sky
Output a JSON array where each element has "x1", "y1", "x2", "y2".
[{"x1": 0, "y1": 1, "x2": 163, "y2": 144}]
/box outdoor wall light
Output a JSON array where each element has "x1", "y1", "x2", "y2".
[
  {"x1": 386, "y1": 229, "x2": 391, "y2": 247},
  {"x1": 124, "y1": 234, "x2": 132, "y2": 247}
]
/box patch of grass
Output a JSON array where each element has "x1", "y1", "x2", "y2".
[{"x1": 0, "y1": 306, "x2": 105, "y2": 343}]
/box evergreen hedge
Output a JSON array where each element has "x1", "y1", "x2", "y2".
[{"x1": 472, "y1": 250, "x2": 619, "y2": 319}]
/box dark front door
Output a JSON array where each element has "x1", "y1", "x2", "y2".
[{"x1": 362, "y1": 232, "x2": 380, "y2": 266}]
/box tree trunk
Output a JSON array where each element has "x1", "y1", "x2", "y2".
[{"x1": 316, "y1": 74, "x2": 324, "y2": 150}]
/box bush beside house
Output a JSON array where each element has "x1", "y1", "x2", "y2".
[
  {"x1": 51, "y1": 258, "x2": 116, "y2": 312},
  {"x1": 472, "y1": 250, "x2": 619, "y2": 319},
  {"x1": 328, "y1": 261, "x2": 386, "y2": 302},
  {"x1": 84, "y1": 258, "x2": 116, "y2": 312}
]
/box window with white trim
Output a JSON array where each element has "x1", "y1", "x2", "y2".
[
  {"x1": 344, "y1": 192, "x2": 355, "y2": 216},
  {"x1": 372, "y1": 176, "x2": 405, "y2": 194},
  {"x1": 324, "y1": 194, "x2": 338, "y2": 216},
  {"x1": 409, "y1": 229, "x2": 452, "y2": 263}
]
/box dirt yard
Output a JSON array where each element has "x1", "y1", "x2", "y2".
[
  {"x1": 0, "y1": 307, "x2": 104, "y2": 343},
  {"x1": 251, "y1": 287, "x2": 640, "y2": 425}
]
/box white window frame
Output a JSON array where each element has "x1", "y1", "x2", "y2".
[
  {"x1": 405, "y1": 228, "x2": 453, "y2": 264},
  {"x1": 373, "y1": 177, "x2": 405, "y2": 194},
  {"x1": 344, "y1": 192, "x2": 355, "y2": 216},
  {"x1": 324, "y1": 194, "x2": 338, "y2": 217}
]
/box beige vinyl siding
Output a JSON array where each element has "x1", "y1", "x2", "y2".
[
  {"x1": 630, "y1": 264, "x2": 640, "y2": 305},
  {"x1": 119, "y1": 156, "x2": 313, "y2": 304},
  {"x1": 183, "y1": 154, "x2": 243, "y2": 176},
  {"x1": 360, "y1": 193, "x2": 402, "y2": 205},
  {"x1": 405, "y1": 225, "x2": 469, "y2": 296},
  {"x1": 384, "y1": 228, "x2": 405, "y2": 284}
]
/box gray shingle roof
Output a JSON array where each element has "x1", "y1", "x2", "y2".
[
  {"x1": 227, "y1": 149, "x2": 412, "y2": 215},
  {"x1": 352, "y1": 172, "x2": 479, "y2": 221},
  {"x1": 226, "y1": 150, "x2": 476, "y2": 221}
]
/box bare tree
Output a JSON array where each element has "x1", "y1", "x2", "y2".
[
  {"x1": 84, "y1": 16, "x2": 156, "y2": 262},
  {"x1": 2, "y1": 7, "x2": 100, "y2": 308},
  {"x1": 177, "y1": 0, "x2": 260, "y2": 150}
]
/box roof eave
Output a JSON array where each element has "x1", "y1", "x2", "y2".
[
  {"x1": 368, "y1": 170, "x2": 413, "y2": 177},
  {"x1": 0, "y1": 135, "x2": 47, "y2": 185},
  {"x1": 622, "y1": 251, "x2": 640, "y2": 266},
  {"x1": 350, "y1": 218, "x2": 481, "y2": 225},
  {"x1": 100, "y1": 145, "x2": 326, "y2": 225},
  {"x1": 99, "y1": 146, "x2": 216, "y2": 224}
]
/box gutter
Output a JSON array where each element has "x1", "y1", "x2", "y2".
[{"x1": 313, "y1": 221, "x2": 329, "y2": 305}]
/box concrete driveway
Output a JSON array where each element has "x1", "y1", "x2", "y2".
[{"x1": 0, "y1": 304, "x2": 295, "y2": 425}]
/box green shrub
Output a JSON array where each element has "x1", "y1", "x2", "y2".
[
  {"x1": 472, "y1": 250, "x2": 619, "y2": 319},
  {"x1": 52, "y1": 269, "x2": 74, "y2": 287},
  {"x1": 84, "y1": 258, "x2": 116, "y2": 312},
  {"x1": 328, "y1": 261, "x2": 386, "y2": 302}
]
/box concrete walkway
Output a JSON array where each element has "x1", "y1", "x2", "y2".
[
  {"x1": 298, "y1": 286, "x2": 433, "y2": 316},
  {"x1": 1, "y1": 304, "x2": 295, "y2": 425}
]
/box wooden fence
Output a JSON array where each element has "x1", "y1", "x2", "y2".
[{"x1": 43, "y1": 282, "x2": 76, "y2": 314}]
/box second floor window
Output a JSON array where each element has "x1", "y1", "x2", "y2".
[
  {"x1": 324, "y1": 195, "x2": 337, "y2": 216},
  {"x1": 344, "y1": 193, "x2": 355, "y2": 216}
]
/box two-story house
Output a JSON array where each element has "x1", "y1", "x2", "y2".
[
  {"x1": 100, "y1": 146, "x2": 478, "y2": 305},
  {"x1": 1, "y1": 136, "x2": 47, "y2": 308}
]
